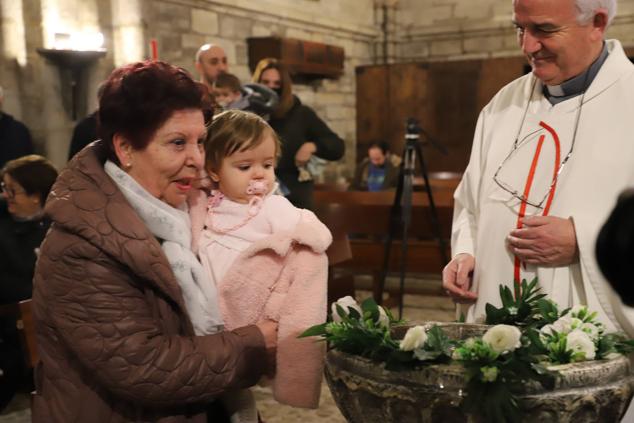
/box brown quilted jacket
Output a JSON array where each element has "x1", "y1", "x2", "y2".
[{"x1": 31, "y1": 142, "x2": 268, "y2": 422}]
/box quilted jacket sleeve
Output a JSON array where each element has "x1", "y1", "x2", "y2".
[{"x1": 35, "y1": 231, "x2": 267, "y2": 408}]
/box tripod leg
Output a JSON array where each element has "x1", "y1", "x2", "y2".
[
  {"x1": 398, "y1": 164, "x2": 414, "y2": 320},
  {"x1": 377, "y1": 158, "x2": 406, "y2": 306}
]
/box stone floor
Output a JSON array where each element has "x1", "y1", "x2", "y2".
[{"x1": 0, "y1": 279, "x2": 456, "y2": 423}]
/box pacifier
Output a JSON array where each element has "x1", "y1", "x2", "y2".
[{"x1": 246, "y1": 179, "x2": 269, "y2": 196}]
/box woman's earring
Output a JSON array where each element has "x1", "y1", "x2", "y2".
[{"x1": 125, "y1": 162, "x2": 132, "y2": 169}]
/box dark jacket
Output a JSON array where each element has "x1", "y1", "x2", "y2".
[
  {"x1": 350, "y1": 155, "x2": 401, "y2": 191},
  {"x1": 269, "y1": 96, "x2": 344, "y2": 210},
  {"x1": 596, "y1": 189, "x2": 634, "y2": 306},
  {"x1": 0, "y1": 112, "x2": 33, "y2": 168},
  {"x1": 32, "y1": 142, "x2": 267, "y2": 422},
  {"x1": 67, "y1": 112, "x2": 98, "y2": 160},
  {"x1": 0, "y1": 214, "x2": 50, "y2": 304}
]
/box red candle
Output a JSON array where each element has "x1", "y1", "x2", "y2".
[{"x1": 150, "y1": 39, "x2": 158, "y2": 61}]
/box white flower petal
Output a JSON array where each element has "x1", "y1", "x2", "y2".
[
  {"x1": 400, "y1": 326, "x2": 428, "y2": 351},
  {"x1": 482, "y1": 324, "x2": 522, "y2": 354}
]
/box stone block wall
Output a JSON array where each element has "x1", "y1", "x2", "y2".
[
  {"x1": 0, "y1": 0, "x2": 381, "y2": 176},
  {"x1": 2, "y1": 0, "x2": 634, "y2": 173},
  {"x1": 394, "y1": 0, "x2": 634, "y2": 62},
  {"x1": 146, "y1": 0, "x2": 381, "y2": 182}
]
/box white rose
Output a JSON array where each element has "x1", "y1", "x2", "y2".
[
  {"x1": 376, "y1": 306, "x2": 390, "y2": 327},
  {"x1": 331, "y1": 296, "x2": 362, "y2": 322},
  {"x1": 482, "y1": 324, "x2": 522, "y2": 354},
  {"x1": 580, "y1": 322, "x2": 600, "y2": 341},
  {"x1": 400, "y1": 326, "x2": 428, "y2": 351},
  {"x1": 566, "y1": 329, "x2": 596, "y2": 361},
  {"x1": 552, "y1": 316, "x2": 582, "y2": 334}
]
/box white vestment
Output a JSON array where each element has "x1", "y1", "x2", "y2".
[{"x1": 453, "y1": 39, "x2": 634, "y2": 335}]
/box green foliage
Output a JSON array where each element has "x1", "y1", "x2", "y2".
[
  {"x1": 485, "y1": 278, "x2": 547, "y2": 327},
  {"x1": 456, "y1": 335, "x2": 557, "y2": 423},
  {"x1": 596, "y1": 332, "x2": 634, "y2": 359}
]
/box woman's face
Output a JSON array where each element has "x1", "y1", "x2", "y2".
[
  {"x1": 260, "y1": 68, "x2": 282, "y2": 90},
  {"x1": 120, "y1": 109, "x2": 206, "y2": 208},
  {"x1": 1, "y1": 174, "x2": 42, "y2": 218}
]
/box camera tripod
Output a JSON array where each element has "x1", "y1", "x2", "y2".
[{"x1": 377, "y1": 118, "x2": 449, "y2": 319}]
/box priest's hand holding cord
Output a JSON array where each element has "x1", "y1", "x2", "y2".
[{"x1": 507, "y1": 216, "x2": 578, "y2": 266}]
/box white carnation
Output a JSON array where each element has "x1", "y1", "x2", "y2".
[
  {"x1": 331, "y1": 296, "x2": 362, "y2": 322},
  {"x1": 482, "y1": 324, "x2": 522, "y2": 354},
  {"x1": 566, "y1": 329, "x2": 596, "y2": 361},
  {"x1": 400, "y1": 326, "x2": 428, "y2": 351}
]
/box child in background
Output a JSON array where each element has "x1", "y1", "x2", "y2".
[
  {"x1": 214, "y1": 73, "x2": 248, "y2": 110},
  {"x1": 189, "y1": 110, "x2": 331, "y2": 423}
]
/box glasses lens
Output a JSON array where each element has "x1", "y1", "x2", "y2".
[{"x1": 494, "y1": 129, "x2": 565, "y2": 209}]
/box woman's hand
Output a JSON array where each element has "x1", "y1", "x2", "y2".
[{"x1": 295, "y1": 142, "x2": 317, "y2": 167}]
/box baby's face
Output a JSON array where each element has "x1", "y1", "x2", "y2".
[
  {"x1": 214, "y1": 87, "x2": 241, "y2": 108},
  {"x1": 209, "y1": 134, "x2": 276, "y2": 204}
]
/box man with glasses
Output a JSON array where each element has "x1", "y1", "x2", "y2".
[{"x1": 443, "y1": 0, "x2": 634, "y2": 336}]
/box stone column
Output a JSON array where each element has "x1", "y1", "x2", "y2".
[
  {"x1": 110, "y1": 0, "x2": 145, "y2": 66},
  {"x1": 0, "y1": 0, "x2": 27, "y2": 120}
]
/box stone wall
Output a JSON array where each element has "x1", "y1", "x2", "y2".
[
  {"x1": 0, "y1": 0, "x2": 381, "y2": 174},
  {"x1": 2, "y1": 0, "x2": 634, "y2": 172},
  {"x1": 145, "y1": 0, "x2": 381, "y2": 181},
  {"x1": 394, "y1": 0, "x2": 634, "y2": 62}
]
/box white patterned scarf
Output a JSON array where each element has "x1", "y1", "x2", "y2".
[{"x1": 105, "y1": 161, "x2": 224, "y2": 335}]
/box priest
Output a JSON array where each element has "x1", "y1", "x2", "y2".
[{"x1": 442, "y1": 0, "x2": 634, "y2": 335}]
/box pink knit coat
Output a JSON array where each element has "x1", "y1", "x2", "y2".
[{"x1": 190, "y1": 190, "x2": 331, "y2": 408}]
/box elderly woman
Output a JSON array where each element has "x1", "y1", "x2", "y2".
[
  {"x1": 31, "y1": 61, "x2": 277, "y2": 422},
  {"x1": 252, "y1": 58, "x2": 344, "y2": 210}
]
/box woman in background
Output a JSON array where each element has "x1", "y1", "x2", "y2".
[
  {"x1": 0, "y1": 154, "x2": 57, "y2": 304},
  {"x1": 252, "y1": 58, "x2": 344, "y2": 210},
  {"x1": 0, "y1": 154, "x2": 57, "y2": 410}
]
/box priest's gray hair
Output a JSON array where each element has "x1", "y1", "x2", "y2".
[{"x1": 575, "y1": 0, "x2": 617, "y2": 25}]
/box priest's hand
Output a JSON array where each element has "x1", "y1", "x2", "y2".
[
  {"x1": 507, "y1": 216, "x2": 578, "y2": 266},
  {"x1": 442, "y1": 253, "x2": 478, "y2": 303}
]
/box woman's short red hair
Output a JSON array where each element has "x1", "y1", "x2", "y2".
[{"x1": 98, "y1": 60, "x2": 213, "y2": 163}]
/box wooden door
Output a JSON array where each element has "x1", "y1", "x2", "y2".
[{"x1": 356, "y1": 56, "x2": 528, "y2": 172}]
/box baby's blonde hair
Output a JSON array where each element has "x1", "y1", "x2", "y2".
[{"x1": 205, "y1": 110, "x2": 281, "y2": 173}]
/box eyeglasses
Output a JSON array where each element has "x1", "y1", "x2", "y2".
[
  {"x1": 0, "y1": 182, "x2": 26, "y2": 199},
  {"x1": 492, "y1": 77, "x2": 586, "y2": 210}
]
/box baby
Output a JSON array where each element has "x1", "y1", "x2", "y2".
[
  {"x1": 190, "y1": 110, "x2": 331, "y2": 423},
  {"x1": 214, "y1": 73, "x2": 247, "y2": 110}
]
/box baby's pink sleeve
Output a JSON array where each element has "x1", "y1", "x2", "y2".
[{"x1": 264, "y1": 195, "x2": 302, "y2": 233}]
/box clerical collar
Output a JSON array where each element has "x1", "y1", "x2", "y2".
[{"x1": 544, "y1": 42, "x2": 609, "y2": 104}]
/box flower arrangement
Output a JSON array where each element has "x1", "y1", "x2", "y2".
[{"x1": 301, "y1": 279, "x2": 634, "y2": 423}]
